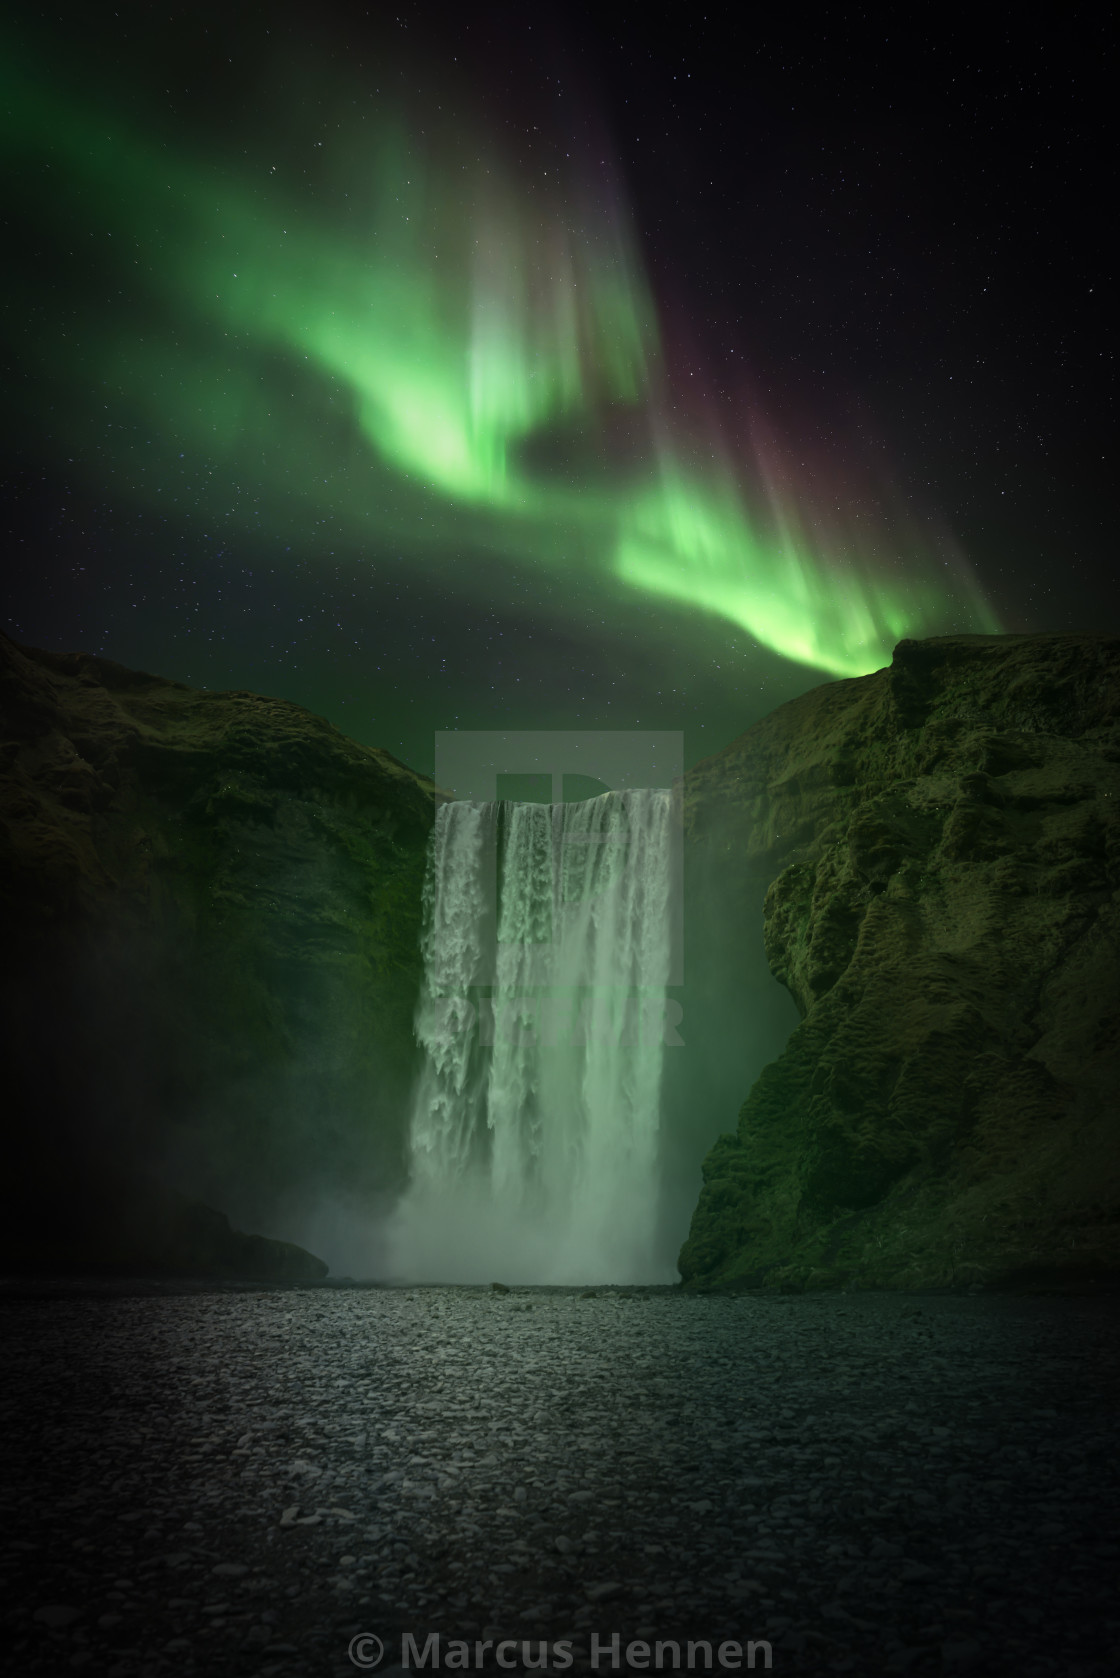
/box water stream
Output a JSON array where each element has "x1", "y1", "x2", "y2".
[{"x1": 387, "y1": 790, "x2": 677, "y2": 1282}]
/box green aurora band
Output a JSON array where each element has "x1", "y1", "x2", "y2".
[{"x1": 2, "y1": 43, "x2": 999, "y2": 676}]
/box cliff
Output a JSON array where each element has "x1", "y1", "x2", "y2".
[
  {"x1": 0, "y1": 634, "x2": 438, "y2": 1276},
  {"x1": 6, "y1": 628, "x2": 1117, "y2": 1288},
  {"x1": 679, "y1": 633, "x2": 1120, "y2": 1290}
]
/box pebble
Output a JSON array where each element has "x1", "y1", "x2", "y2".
[
  {"x1": 32, "y1": 1605, "x2": 81, "y2": 1629},
  {"x1": 2, "y1": 1285, "x2": 1118, "y2": 1675}
]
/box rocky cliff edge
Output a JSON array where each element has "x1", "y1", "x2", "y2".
[
  {"x1": 0, "y1": 634, "x2": 439, "y2": 1277},
  {"x1": 679, "y1": 633, "x2": 1120, "y2": 1290}
]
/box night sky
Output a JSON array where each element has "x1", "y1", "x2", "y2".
[{"x1": 2, "y1": 3, "x2": 1113, "y2": 778}]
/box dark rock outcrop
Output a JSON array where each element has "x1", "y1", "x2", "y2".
[
  {"x1": 17, "y1": 1182, "x2": 331, "y2": 1281},
  {"x1": 679, "y1": 633, "x2": 1120, "y2": 1290},
  {"x1": 0, "y1": 634, "x2": 439, "y2": 1274}
]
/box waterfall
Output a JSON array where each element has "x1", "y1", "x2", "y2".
[{"x1": 387, "y1": 788, "x2": 678, "y2": 1283}]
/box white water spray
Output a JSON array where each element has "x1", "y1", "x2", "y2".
[{"x1": 388, "y1": 789, "x2": 678, "y2": 1283}]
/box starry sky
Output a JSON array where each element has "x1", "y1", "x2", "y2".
[{"x1": 1, "y1": 3, "x2": 1113, "y2": 776}]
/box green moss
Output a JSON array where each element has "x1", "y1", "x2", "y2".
[{"x1": 679, "y1": 632, "x2": 1120, "y2": 1291}]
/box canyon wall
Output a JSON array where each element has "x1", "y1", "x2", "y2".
[
  {"x1": 679, "y1": 633, "x2": 1120, "y2": 1289},
  {"x1": 0, "y1": 634, "x2": 437, "y2": 1274}
]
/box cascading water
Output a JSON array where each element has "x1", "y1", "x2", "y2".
[{"x1": 387, "y1": 789, "x2": 678, "y2": 1283}]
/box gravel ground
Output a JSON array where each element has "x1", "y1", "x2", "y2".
[{"x1": 2, "y1": 1282, "x2": 1118, "y2": 1678}]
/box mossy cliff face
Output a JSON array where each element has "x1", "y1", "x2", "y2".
[
  {"x1": 679, "y1": 633, "x2": 1120, "y2": 1290},
  {"x1": 0, "y1": 634, "x2": 438, "y2": 1273}
]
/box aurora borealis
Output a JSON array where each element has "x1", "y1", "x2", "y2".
[{"x1": 1, "y1": 6, "x2": 1112, "y2": 771}]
